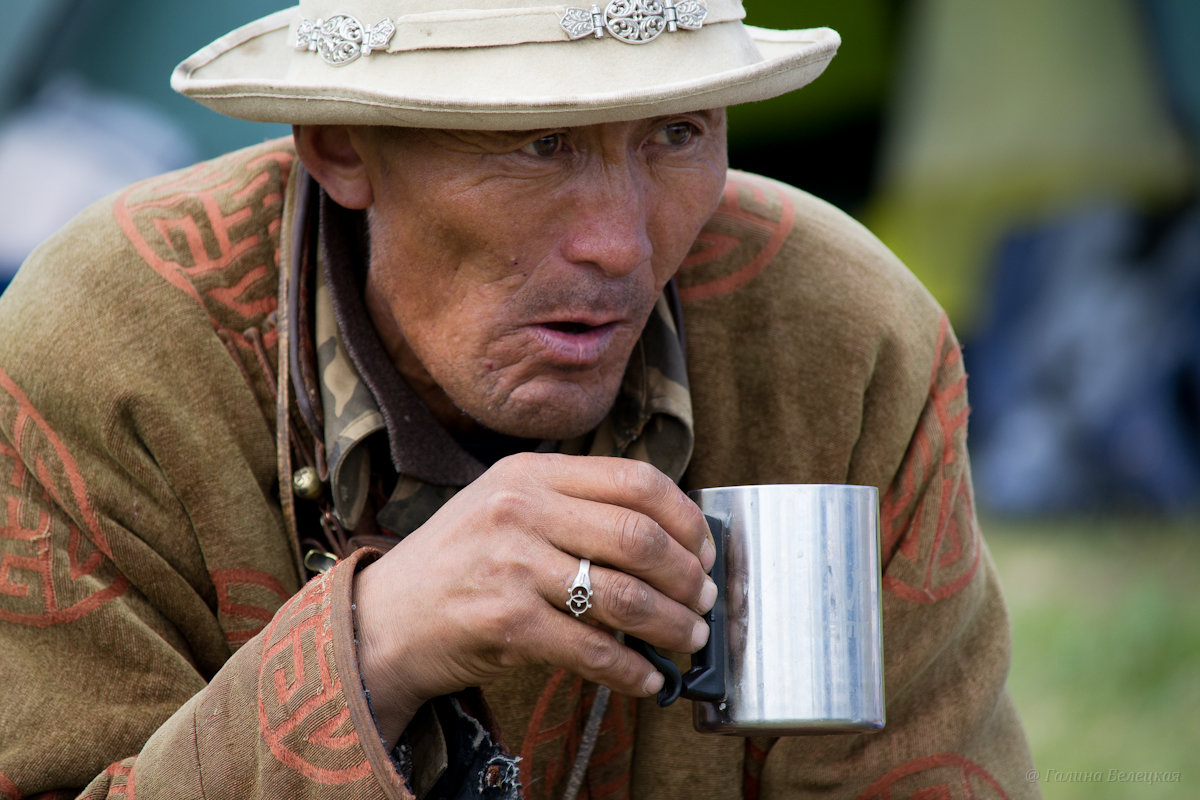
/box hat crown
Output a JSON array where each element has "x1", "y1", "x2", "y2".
[{"x1": 173, "y1": 1, "x2": 838, "y2": 129}]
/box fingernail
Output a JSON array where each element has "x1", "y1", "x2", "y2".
[
  {"x1": 691, "y1": 619, "x2": 710, "y2": 651},
  {"x1": 700, "y1": 537, "x2": 716, "y2": 571},
  {"x1": 643, "y1": 670, "x2": 665, "y2": 695},
  {"x1": 697, "y1": 577, "x2": 717, "y2": 614}
]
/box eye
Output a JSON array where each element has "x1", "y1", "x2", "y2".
[
  {"x1": 651, "y1": 121, "x2": 697, "y2": 147},
  {"x1": 521, "y1": 133, "x2": 567, "y2": 157}
]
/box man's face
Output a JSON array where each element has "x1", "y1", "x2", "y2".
[{"x1": 347, "y1": 112, "x2": 727, "y2": 439}]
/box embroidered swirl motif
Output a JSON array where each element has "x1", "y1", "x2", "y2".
[{"x1": 296, "y1": 15, "x2": 396, "y2": 66}]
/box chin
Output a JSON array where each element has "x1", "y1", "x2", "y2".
[
  {"x1": 472, "y1": 383, "x2": 618, "y2": 441},
  {"x1": 480, "y1": 404, "x2": 611, "y2": 441}
]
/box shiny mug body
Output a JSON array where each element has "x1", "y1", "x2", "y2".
[{"x1": 629, "y1": 484, "x2": 885, "y2": 735}]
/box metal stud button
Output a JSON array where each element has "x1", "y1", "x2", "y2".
[{"x1": 292, "y1": 466, "x2": 324, "y2": 501}]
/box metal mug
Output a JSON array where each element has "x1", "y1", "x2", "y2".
[{"x1": 629, "y1": 484, "x2": 885, "y2": 735}]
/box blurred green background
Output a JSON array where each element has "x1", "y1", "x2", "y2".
[
  {"x1": 988, "y1": 515, "x2": 1199, "y2": 800},
  {"x1": 1, "y1": 1, "x2": 1197, "y2": 795}
]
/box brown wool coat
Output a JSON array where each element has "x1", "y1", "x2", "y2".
[{"x1": 0, "y1": 140, "x2": 1038, "y2": 799}]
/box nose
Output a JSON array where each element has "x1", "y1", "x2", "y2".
[{"x1": 560, "y1": 161, "x2": 654, "y2": 278}]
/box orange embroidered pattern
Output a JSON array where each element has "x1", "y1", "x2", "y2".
[
  {"x1": 0, "y1": 368, "x2": 129, "y2": 627},
  {"x1": 211, "y1": 567, "x2": 293, "y2": 648},
  {"x1": 879, "y1": 316, "x2": 981, "y2": 603},
  {"x1": 519, "y1": 669, "x2": 636, "y2": 799},
  {"x1": 100, "y1": 759, "x2": 137, "y2": 800},
  {"x1": 111, "y1": 144, "x2": 292, "y2": 353},
  {"x1": 0, "y1": 771, "x2": 18, "y2": 800},
  {"x1": 256, "y1": 571, "x2": 371, "y2": 785},
  {"x1": 856, "y1": 753, "x2": 1008, "y2": 800},
  {"x1": 677, "y1": 173, "x2": 795, "y2": 303}
]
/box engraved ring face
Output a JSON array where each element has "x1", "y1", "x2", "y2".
[{"x1": 567, "y1": 558, "x2": 594, "y2": 617}]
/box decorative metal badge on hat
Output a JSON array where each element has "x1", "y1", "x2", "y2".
[
  {"x1": 296, "y1": 15, "x2": 396, "y2": 66},
  {"x1": 562, "y1": 0, "x2": 709, "y2": 44}
]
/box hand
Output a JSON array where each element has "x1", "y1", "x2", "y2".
[{"x1": 352, "y1": 452, "x2": 717, "y2": 749}]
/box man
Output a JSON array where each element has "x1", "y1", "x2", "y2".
[{"x1": 0, "y1": 2, "x2": 1038, "y2": 798}]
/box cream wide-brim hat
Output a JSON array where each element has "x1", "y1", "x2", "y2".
[{"x1": 172, "y1": 0, "x2": 839, "y2": 130}]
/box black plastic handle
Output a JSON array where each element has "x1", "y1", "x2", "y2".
[{"x1": 627, "y1": 514, "x2": 726, "y2": 706}]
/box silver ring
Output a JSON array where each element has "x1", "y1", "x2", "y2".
[{"x1": 567, "y1": 557, "x2": 593, "y2": 617}]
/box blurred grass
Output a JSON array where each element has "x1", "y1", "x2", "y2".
[{"x1": 985, "y1": 515, "x2": 1200, "y2": 799}]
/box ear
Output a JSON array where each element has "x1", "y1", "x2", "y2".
[{"x1": 293, "y1": 125, "x2": 374, "y2": 209}]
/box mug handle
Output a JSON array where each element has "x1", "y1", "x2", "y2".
[{"x1": 627, "y1": 514, "x2": 726, "y2": 706}]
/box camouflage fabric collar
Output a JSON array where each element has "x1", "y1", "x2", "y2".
[
  {"x1": 314, "y1": 202, "x2": 695, "y2": 531},
  {"x1": 314, "y1": 255, "x2": 385, "y2": 528}
]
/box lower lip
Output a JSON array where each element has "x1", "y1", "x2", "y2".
[{"x1": 529, "y1": 323, "x2": 621, "y2": 367}]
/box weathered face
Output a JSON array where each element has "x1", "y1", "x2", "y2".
[{"x1": 347, "y1": 112, "x2": 728, "y2": 439}]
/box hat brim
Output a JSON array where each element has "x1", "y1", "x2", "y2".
[{"x1": 173, "y1": 9, "x2": 839, "y2": 130}]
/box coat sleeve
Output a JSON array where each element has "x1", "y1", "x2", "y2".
[
  {"x1": 0, "y1": 436, "x2": 410, "y2": 800},
  {"x1": 753, "y1": 317, "x2": 1040, "y2": 799},
  {"x1": 0, "y1": 364, "x2": 414, "y2": 799},
  {"x1": 0, "y1": 187, "x2": 415, "y2": 799}
]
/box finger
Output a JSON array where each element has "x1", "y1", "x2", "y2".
[
  {"x1": 492, "y1": 453, "x2": 715, "y2": 606},
  {"x1": 596, "y1": 458, "x2": 710, "y2": 557},
  {"x1": 501, "y1": 453, "x2": 713, "y2": 561},
  {"x1": 529, "y1": 601, "x2": 668, "y2": 699},
  {"x1": 553, "y1": 554, "x2": 708, "y2": 655},
  {"x1": 560, "y1": 497, "x2": 716, "y2": 614},
  {"x1": 480, "y1": 454, "x2": 714, "y2": 611}
]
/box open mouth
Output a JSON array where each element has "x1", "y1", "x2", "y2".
[
  {"x1": 544, "y1": 321, "x2": 599, "y2": 335},
  {"x1": 531, "y1": 319, "x2": 621, "y2": 366}
]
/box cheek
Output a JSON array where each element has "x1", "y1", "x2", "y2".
[
  {"x1": 365, "y1": 238, "x2": 471, "y2": 369},
  {"x1": 368, "y1": 201, "x2": 495, "y2": 321},
  {"x1": 366, "y1": 206, "x2": 542, "y2": 379},
  {"x1": 650, "y1": 168, "x2": 727, "y2": 279},
  {"x1": 386, "y1": 279, "x2": 518, "y2": 381}
]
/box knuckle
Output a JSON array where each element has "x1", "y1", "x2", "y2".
[
  {"x1": 682, "y1": 554, "x2": 706, "y2": 592},
  {"x1": 577, "y1": 628, "x2": 622, "y2": 673},
  {"x1": 481, "y1": 486, "x2": 534, "y2": 528},
  {"x1": 489, "y1": 451, "x2": 552, "y2": 490},
  {"x1": 678, "y1": 497, "x2": 708, "y2": 545},
  {"x1": 613, "y1": 510, "x2": 668, "y2": 564},
  {"x1": 609, "y1": 460, "x2": 670, "y2": 505},
  {"x1": 492, "y1": 450, "x2": 541, "y2": 472},
  {"x1": 605, "y1": 573, "x2": 654, "y2": 623}
]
